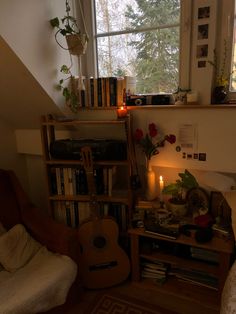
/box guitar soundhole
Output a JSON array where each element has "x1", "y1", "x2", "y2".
[{"x1": 93, "y1": 236, "x2": 106, "y2": 249}]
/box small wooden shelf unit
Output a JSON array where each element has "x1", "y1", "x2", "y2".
[{"x1": 128, "y1": 227, "x2": 235, "y2": 311}]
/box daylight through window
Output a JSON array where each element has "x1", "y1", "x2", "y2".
[{"x1": 94, "y1": 0, "x2": 181, "y2": 94}]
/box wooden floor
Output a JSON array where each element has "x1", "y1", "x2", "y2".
[{"x1": 64, "y1": 279, "x2": 221, "y2": 314}]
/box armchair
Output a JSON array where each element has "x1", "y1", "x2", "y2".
[{"x1": 0, "y1": 168, "x2": 81, "y2": 313}]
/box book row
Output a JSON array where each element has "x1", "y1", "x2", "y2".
[
  {"x1": 140, "y1": 257, "x2": 218, "y2": 290},
  {"x1": 53, "y1": 201, "x2": 128, "y2": 231},
  {"x1": 77, "y1": 76, "x2": 136, "y2": 108},
  {"x1": 50, "y1": 166, "x2": 116, "y2": 196}
]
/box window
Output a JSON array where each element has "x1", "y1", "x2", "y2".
[{"x1": 93, "y1": 0, "x2": 181, "y2": 94}]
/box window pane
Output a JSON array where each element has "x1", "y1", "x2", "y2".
[
  {"x1": 95, "y1": 0, "x2": 180, "y2": 33},
  {"x1": 97, "y1": 28, "x2": 179, "y2": 94},
  {"x1": 95, "y1": 0, "x2": 180, "y2": 94}
]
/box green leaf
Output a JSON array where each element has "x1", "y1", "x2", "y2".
[
  {"x1": 60, "y1": 65, "x2": 69, "y2": 74},
  {"x1": 50, "y1": 17, "x2": 60, "y2": 28},
  {"x1": 60, "y1": 29, "x2": 67, "y2": 36},
  {"x1": 56, "y1": 84, "x2": 62, "y2": 91},
  {"x1": 63, "y1": 88, "x2": 70, "y2": 101}
]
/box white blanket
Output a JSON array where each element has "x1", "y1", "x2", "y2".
[{"x1": 0, "y1": 246, "x2": 77, "y2": 314}]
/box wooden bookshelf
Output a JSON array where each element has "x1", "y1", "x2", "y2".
[{"x1": 40, "y1": 114, "x2": 134, "y2": 231}]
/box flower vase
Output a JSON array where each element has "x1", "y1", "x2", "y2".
[
  {"x1": 145, "y1": 160, "x2": 157, "y2": 201},
  {"x1": 212, "y1": 86, "x2": 227, "y2": 104}
]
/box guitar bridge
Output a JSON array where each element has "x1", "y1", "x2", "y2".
[{"x1": 89, "y1": 261, "x2": 118, "y2": 271}]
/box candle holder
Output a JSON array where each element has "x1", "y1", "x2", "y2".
[{"x1": 116, "y1": 105, "x2": 128, "y2": 118}]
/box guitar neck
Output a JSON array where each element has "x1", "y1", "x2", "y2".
[
  {"x1": 86, "y1": 170, "x2": 97, "y2": 197},
  {"x1": 81, "y1": 146, "x2": 99, "y2": 218}
]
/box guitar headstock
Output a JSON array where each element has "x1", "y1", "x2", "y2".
[{"x1": 81, "y1": 146, "x2": 93, "y2": 173}]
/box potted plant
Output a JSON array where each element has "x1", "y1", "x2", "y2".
[
  {"x1": 50, "y1": 0, "x2": 88, "y2": 56},
  {"x1": 208, "y1": 39, "x2": 233, "y2": 104},
  {"x1": 162, "y1": 169, "x2": 199, "y2": 216}
]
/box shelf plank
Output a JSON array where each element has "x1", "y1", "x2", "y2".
[
  {"x1": 128, "y1": 228, "x2": 234, "y2": 254},
  {"x1": 42, "y1": 119, "x2": 127, "y2": 126},
  {"x1": 45, "y1": 160, "x2": 129, "y2": 166},
  {"x1": 140, "y1": 252, "x2": 219, "y2": 276},
  {"x1": 49, "y1": 192, "x2": 130, "y2": 204}
]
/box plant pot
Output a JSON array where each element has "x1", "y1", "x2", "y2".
[
  {"x1": 167, "y1": 201, "x2": 187, "y2": 217},
  {"x1": 66, "y1": 34, "x2": 88, "y2": 55}
]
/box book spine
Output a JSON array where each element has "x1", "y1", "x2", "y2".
[
  {"x1": 85, "y1": 77, "x2": 90, "y2": 107},
  {"x1": 67, "y1": 167, "x2": 73, "y2": 195},
  {"x1": 116, "y1": 77, "x2": 124, "y2": 106},
  {"x1": 109, "y1": 77, "x2": 117, "y2": 106},
  {"x1": 93, "y1": 78, "x2": 98, "y2": 107},
  {"x1": 63, "y1": 168, "x2": 69, "y2": 195},
  {"x1": 74, "y1": 201, "x2": 79, "y2": 228},
  {"x1": 60, "y1": 168, "x2": 65, "y2": 195},
  {"x1": 102, "y1": 77, "x2": 106, "y2": 107},
  {"x1": 97, "y1": 77, "x2": 103, "y2": 107},
  {"x1": 55, "y1": 168, "x2": 62, "y2": 195},
  {"x1": 65, "y1": 201, "x2": 72, "y2": 227},
  {"x1": 50, "y1": 168, "x2": 57, "y2": 195},
  {"x1": 105, "y1": 77, "x2": 110, "y2": 107}
]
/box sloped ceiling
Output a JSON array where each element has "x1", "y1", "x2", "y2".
[{"x1": 0, "y1": 36, "x2": 62, "y2": 129}]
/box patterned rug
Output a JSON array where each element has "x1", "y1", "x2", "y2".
[{"x1": 85, "y1": 292, "x2": 176, "y2": 314}]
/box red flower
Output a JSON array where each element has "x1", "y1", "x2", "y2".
[
  {"x1": 165, "y1": 134, "x2": 176, "y2": 144},
  {"x1": 149, "y1": 123, "x2": 158, "y2": 137},
  {"x1": 134, "y1": 128, "x2": 143, "y2": 141},
  {"x1": 134, "y1": 123, "x2": 176, "y2": 160}
]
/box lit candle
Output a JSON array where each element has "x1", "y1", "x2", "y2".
[
  {"x1": 117, "y1": 105, "x2": 128, "y2": 118},
  {"x1": 159, "y1": 175, "x2": 164, "y2": 201}
]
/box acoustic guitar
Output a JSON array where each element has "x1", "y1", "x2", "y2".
[{"x1": 78, "y1": 146, "x2": 130, "y2": 289}]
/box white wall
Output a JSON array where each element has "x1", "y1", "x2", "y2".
[
  {"x1": 131, "y1": 106, "x2": 236, "y2": 173},
  {"x1": 0, "y1": 0, "x2": 77, "y2": 110}
]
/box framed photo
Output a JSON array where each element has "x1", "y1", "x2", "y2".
[
  {"x1": 209, "y1": 191, "x2": 231, "y2": 225},
  {"x1": 198, "y1": 6, "x2": 210, "y2": 19},
  {"x1": 198, "y1": 60, "x2": 206, "y2": 68},
  {"x1": 198, "y1": 24, "x2": 209, "y2": 40},
  {"x1": 196, "y1": 44, "x2": 208, "y2": 58}
]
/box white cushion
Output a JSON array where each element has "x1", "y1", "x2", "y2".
[
  {"x1": 0, "y1": 224, "x2": 42, "y2": 272},
  {"x1": 0, "y1": 222, "x2": 6, "y2": 237}
]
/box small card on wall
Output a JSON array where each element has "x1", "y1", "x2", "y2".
[{"x1": 178, "y1": 124, "x2": 198, "y2": 152}]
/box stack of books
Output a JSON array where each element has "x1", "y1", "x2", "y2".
[
  {"x1": 190, "y1": 247, "x2": 219, "y2": 264},
  {"x1": 169, "y1": 267, "x2": 218, "y2": 290},
  {"x1": 141, "y1": 259, "x2": 168, "y2": 284}
]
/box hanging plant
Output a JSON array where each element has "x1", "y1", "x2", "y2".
[
  {"x1": 50, "y1": 0, "x2": 88, "y2": 56},
  {"x1": 50, "y1": 0, "x2": 88, "y2": 112}
]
